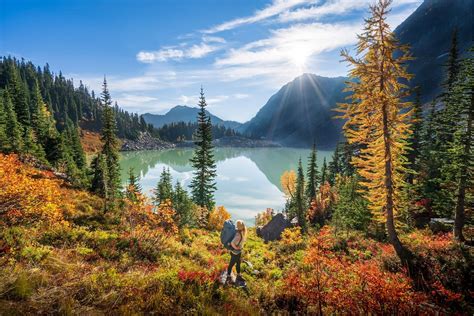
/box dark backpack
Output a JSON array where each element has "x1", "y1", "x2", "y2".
[{"x1": 220, "y1": 219, "x2": 236, "y2": 250}]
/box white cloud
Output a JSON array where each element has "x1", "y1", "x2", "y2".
[
  {"x1": 203, "y1": 0, "x2": 314, "y2": 33},
  {"x1": 279, "y1": 0, "x2": 422, "y2": 24},
  {"x1": 137, "y1": 41, "x2": 223, "y2": 63},
  {"x1": 202, "y1": 35, "x2": 227, "y2": 43},
  {"x1": 187, "y1": 43, "x2": 216, "y2": 58},
  {"x1": 214, "y1": 22, "x2": 359, "y2": 77},
  {"x1": 137, "y1": 48, "x2": 184, "y2": 63},
  {"x1": 234, "y1": 93, "x2": 250, "y2": 99}
]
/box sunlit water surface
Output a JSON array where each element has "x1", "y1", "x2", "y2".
[{"x1": 120, "y1": 148, "x2": 333, "y2": 226}]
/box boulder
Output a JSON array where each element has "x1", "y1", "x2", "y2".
[
  {"x1": 258, "y1": 213, "x2": 290, "y2": 242},
  {"x1": 429, "y1": 218, "x2": 454, "y2": 234}
]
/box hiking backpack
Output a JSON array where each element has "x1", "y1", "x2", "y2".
[{"x1": 220, "y1": 219, "x2": 236, "y2": 250}]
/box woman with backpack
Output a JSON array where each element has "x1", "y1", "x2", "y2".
[{"x1": 226, "y1": 220, "x2": 247, "y2": 284}]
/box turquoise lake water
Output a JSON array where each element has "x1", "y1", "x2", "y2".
[{"x1": 120, "y1": 147, "x2": 333, "y2": 225}]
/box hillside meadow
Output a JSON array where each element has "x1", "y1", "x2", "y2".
[{"x1": 0, "y1": 154, "x2": 472, "y2": 315}]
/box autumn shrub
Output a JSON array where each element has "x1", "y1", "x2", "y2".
[
  {"x1": 118, "y1": 225, "x2": 168, "y2": 262},
  {"x1": 208, "y1": 206, "x2": 231, "y2": 231},
  {"x1": 0, "y1": 154, "x2": 64, "y2": 225},
  {"x1": 277, "y1": 227, "x2": 305, "y2": 253},
  {"x1": 401, "y1": 230, "x2": 471, "y2": 309},
  {"x1": 20, "y1": 245, "x2": 52, "y2": 263},
  {"x1": 281, "y1": 228, "x2": 426, "y2": 314}
]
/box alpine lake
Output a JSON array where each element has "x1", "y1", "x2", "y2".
[{"x1": 120, "y1": 147, "x2": 333, "y2": 226}]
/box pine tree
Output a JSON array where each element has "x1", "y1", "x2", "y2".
[
  {"x1": 23, "y1": 126, "x2": 47, "y2": 162},
  {"x1": 445, "y1": 28, "x2": 460, "y2": 91},
  {"x1": 333, "y1": 176, "x2": 371, "y2": 233},
  {"x1": 90, "y1": 153, "x2": 108, "y2": 198},
  {"x1": 295, "y1": 158, "x2": 307, "y2": 232},
  {"x1": 7, "y1": 62, "x2": 30, "y2": 127},
  {"x1": 429, "y1": 29, "x2": 463, "y2": 217},
  {"x1": 2, "y1": 90, "x2": 23, "y2": 152},
  {"x1": 0, "y1": 92, "x2": 8, "y2": 151},
  {"x1": 407, "y1": 89, "x2": 423, "y2": 185},
  {"x1": 126, "y1": 167, "x2": 142, "y2": 202},
  {"x1": 189, "y1": 88, "x2": 217, "y2": 212},
  {"x1": 305, "y1": 143, "x2": 319, "y2": 202},
  {"x1": 99, "y1": 77, "x2": 121, "y2": 211},
  {"x1": 154, "y1": 167, "x2": 173, "y2": 205},
  {"x1": 173, "y1": 181, "x2": 196, "y2": 228},
  {"x1": 320, "y1": 158, "x2": 328, "y2": 185},
  {"x1": 34, "y1": 87, "x2": 58, "y2": 144},
  {"x1": 65, "y1": 123, "x2": 86, "y2": 169},
  {"x1": 328, "y1": 143, "x2": 341, "y2": 185},
  {"x1": 450, "y1": 49, "x2": 473, "y2": 241},
  {"x1": 337, "y1": 0, "x2": 415, "y2": 267}
]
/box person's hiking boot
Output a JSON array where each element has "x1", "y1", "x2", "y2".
[
  {"x1": 235, "y1": 275, "x2": 245, "y2": 284},
  {"x1": 225, "y1": 275, "x2": 233, "y2": 285}
]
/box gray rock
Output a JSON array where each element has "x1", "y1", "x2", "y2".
[
  {"x1": 429, "y1": 218, "x2": 454, "y2": 233},
  {"x1": 120, "y1": 132, "x2": 175, "y2": 151},
  {"x1": 258, "y1": 213, "x2": 290, "y2": 242}
]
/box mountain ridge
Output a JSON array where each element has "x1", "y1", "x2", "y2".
[{"x1": 143, "y1": 105, "x2": 242, "y2": 130}]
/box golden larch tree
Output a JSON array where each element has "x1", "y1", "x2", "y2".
[{"x1": 336, "y1": 0, "x2": 414, "y2": 266}]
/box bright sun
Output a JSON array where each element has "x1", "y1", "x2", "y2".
[{"x1": 288, "y1": 43, "x2": 312, "y2": 70}]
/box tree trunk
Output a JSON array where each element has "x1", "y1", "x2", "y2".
[
  {"x1": 378, "y1": 17, "x2": 414, "y2": 271},
  {"x1": 454, "y1": 88, "x2": 473, "y2": 241},
  {"x1": 382, "y1": 101, "x2": 414, "y2": 270}
]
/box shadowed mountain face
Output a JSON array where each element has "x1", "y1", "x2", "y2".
[
  {"x1": 143, "y1": 105, "x2": 242, "y2": 129},
  {"x1": 241, "y1": 74, "x2": 347, "y2": 149},
  {"x1": 395, "y1": 0, "x2": 473, "y2": 102}
]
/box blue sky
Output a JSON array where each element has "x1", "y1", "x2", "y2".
[{"x1": 1, "y1": 0, "x2": 422, "y2": 122}]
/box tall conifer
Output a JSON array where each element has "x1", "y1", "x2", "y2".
[
  {"x1": 305, "y1": 143, "x2": 319, "y2": 202},
  {"x1": 189, "y1": 88, "x2": 217, "y2": 212},
  {"x1": 337, "y1": 0, "x2": 415, "y2": 267}
]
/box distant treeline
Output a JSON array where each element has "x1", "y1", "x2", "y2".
[
  {"x1": 156, "y1": 121, "x2": 240, "y2": 142},
  {"x1": 0, "y1": 56, "x2": 156, "y2": 141}
]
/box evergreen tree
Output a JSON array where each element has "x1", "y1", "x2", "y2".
[
  {"x1": 328, "y1": 143, "x2": 341, "y2": 185},
  {"x1": 0, "y1": 92, "x2": 8, "y2": 151},
  {"x1": 154, "y1": 167, "x2": 173, "y2": 205},
  {"x1": 6, "y1": 61, "x2": 30, "y2": 127},
  {"x1": 449, "y1": 49, "x2": 473, "y2": 241},
  {"x1": 428, "y1": 29, "x2": 463, "y2": 217},
  {"x1": 189, "y1": 88, "x2": 217, "y2": 211},
  {"x1": 320, "y1": 158, "x2": 328, "y2": 185},
  {"x1": 305, "y1": 143, "x2": 319, "y2": 202},
  {"x1": 23, "y1": 126, "x2": 47, "y2": 162},
  {"x1": 90, "y1": 153, "x2": 108, "y2": 197},
  {"x1": 34, "y1": 86, "x2": 58, "y2": 144},
  {"x1": 65, "y1": 123, "x2": 86, "y2": 169},
  {"x1": 99, "y1": 77, "x2": 121, "y2": 211},
  {"x1": 126, "y1": 167, "x2": 142, "y2": 202},
  {"x1": 295, "y1": 158, "x2": 307, "y2": 233},
  {"x1": 2, "y1": 90, "x2": 23, "y2": 153},
  {"x1": 407, "y1": 89, "x2": 423, "y2": 185},
  {"x1": 445, "y1": 29, "x2": 461, "y2": 91},
  {"x1": 333, "y1": 176, "x2": 371, "y2": 233},
  {"x1": 337, "y1": 0, "x2": 415, "y2": 268},
  {"x1": 173, "y1": 181, "x2": 196, "y2": 228}
]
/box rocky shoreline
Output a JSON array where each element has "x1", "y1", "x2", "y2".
[
  {"x1": 120, "y1": 132, "x2": 175, "y2": 151},
  {"x1": 121, "y1": 134, "x2": 281, "y2": 151}
]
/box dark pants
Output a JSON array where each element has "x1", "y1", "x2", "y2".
[{"x1": 227, "y1": 252, "x2": 241, "y2": 275}]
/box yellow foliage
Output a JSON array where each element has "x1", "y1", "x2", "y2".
[
  {"x1": 0, "y1": 154, "x2": 63, "y2": 225},
  {"x1": 156, "y1": 199, "x2": 178, "y2": 234},
  {"x1": 208, "y1": 206, "x2": 231, "y2": 231},
  {"x1": 255, "y1": 208, "x2": 274, "y2": 227},
  {"x1": 280, "y1": 227, "x2": 303, "y2": 246},
  {"x1": 280, "y1": 170, "x2": 296, "y2": 198},
  {"x1": 336, "y1": 0, "x2": 413, "y2": 222}
]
